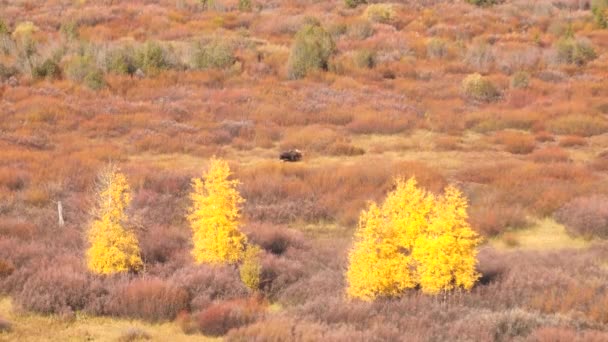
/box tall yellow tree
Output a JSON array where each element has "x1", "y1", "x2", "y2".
[
  {"x1": 346, "y1": 178, "x2": 434, "y2": 301},
  {"x1": 188, "y1": 158, "x2": 246, "y2": 265},
  {"x1": 87, "y1": 166, "x2": 143, "y2": 275},
  {"x1": 413, "y1": 185, "x2": 481, "y2": 295}
]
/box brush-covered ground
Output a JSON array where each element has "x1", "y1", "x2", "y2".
[{"x1": 1, "y1": 0, "x2": 608, "y2": 340}]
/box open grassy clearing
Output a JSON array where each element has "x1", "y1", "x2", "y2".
[{"x1": 0, "y1": 298, "x2": 212, "y2": 342}]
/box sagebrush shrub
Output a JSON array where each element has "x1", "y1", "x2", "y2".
[
  {"x1": 462, "y1": 73, "x2": 501, "y2": 102},
  {"x1": 287, "y1": 21, "x2": 335, "y2": 79},
  {"x1": 555, "y1": 195, "x2": 608, "y2": 239}
]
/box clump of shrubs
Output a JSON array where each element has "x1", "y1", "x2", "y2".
[
  {"x1": 107, "y1": 278, "x2": 189, "y2": 322},
  {"x1": 134, "y1": 41, "x2": 169, "y2": 74},
  {"x1": 548, "y1": 114, "x2": 608, "y2": 137},
  {"x1": 510, "y1": 71, "x2": 530, "y2": 89},
  {"x1": 32, "y1": 58, "x2": 61, "y2": 80},
  {"x1": 195, "y1": 298, "x2": 265, "y2": 336},
  {"x1": 345, "y1": 0, "x2": 367, "y2": 8},
  {"x1": 65, "y1": 55, "x2": 106, "y2": 90},
  {"x1": 592, "y1": 0, "x2": 608, "y2": 28},
  {"x1": 287, "y1": 20, "x2": 335, "y2": 79},
  {"x1": 466, "y1": 0, "x2": 500, "y2": 6},
  {"x1": 555, "y1": 195, "x2": 608, "y2": 239},
  {"x1": 364, "y1": 4, "x2": 395, "y2": 23},
  {"x1": 353, "y1": 49, "x2": 375, "y2": 69},
  {"x1": 192, "y1": 39, "x2": 235, "y2": 70},
  {"x1": 426, "y1": 37, "x2": 448, "y2": 59},
  {"x1": 554, "y1": 37, "x2": 597, "y2": 66},
  {"x1": 106, "y1": 47, "x2": 137, "y2": 76},
  {"x1": 462, "y1": 73, "x2": 501, "y2": 102}
]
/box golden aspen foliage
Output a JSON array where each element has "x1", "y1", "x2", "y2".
[
  {"x1": 346, "y1": 178, "x2": 434, "y2": 301},
  {"x1": 413, "y1": 185, "x2": 481, "y2": 295},
  {"x1": 87, "y1": 166, "x2": 143, "y2": 275},
  {"x1": 240, "y1": 244, "x2": 262, "y2": 291},
  {"x1": 188, "y1": 158, "x2": 247, "y2": 265},
  {"x1": 346, "y1": 177, "x2": 481, "y2": 300}
]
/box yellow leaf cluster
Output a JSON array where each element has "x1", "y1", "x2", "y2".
[
  {"x1": 87, "y1": 167, "x2": 143, "y2": 275},
  {"x1": 346, "y1": 177, "x2": 480, "y2": 301},
  {"x1": 188, "y1": 158, "x2": 247, "y2": 265},
  {"x1": 240, "y1": 244, "x2": 262, "y2": 291}
]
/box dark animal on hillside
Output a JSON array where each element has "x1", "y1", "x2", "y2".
[{"x1": 280, "y1": 149, "x2": 303, "y2": 162}]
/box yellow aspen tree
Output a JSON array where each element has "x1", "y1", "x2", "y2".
[
  {"x1": 413, "y1": 185, "x2": 481, "y2": 295},
  {"x1": 188, "y1": 158, "x2": 246, "y2": 265},
  {"x1": 346, "y1": 177, "x2": 434, "y2": 301},
  {"x1": 87, "y1": 166, "x2": 143, "y2": 275}
]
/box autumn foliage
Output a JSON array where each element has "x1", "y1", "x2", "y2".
[
  {"x1": 347, "y1": 178, "x2": 480, "y2": 300},
  {"x1": 87, "y1": 166, "x2": 142, "y2": 275},
  {"x1": 188, "y1": 158, "x2": 246, "y2": 265}
]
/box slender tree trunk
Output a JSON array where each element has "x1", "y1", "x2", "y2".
[{"x1": 57, "y1": 201, "x2": 65, "y2": 227}]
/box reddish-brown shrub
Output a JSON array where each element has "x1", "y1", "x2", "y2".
[
  {"x1": 470, "y1": 204, "x2": 529, "y2": 236},
  {"x1": 558, "y1": 135, "x2": 587, "y2": 147},
  {"x1": 548, "y1": 115, "x2": 608, "y2": 137},
  {"x1": 169, "y1": 265, "x2": 248, "y2": 311},
  {"x1": 0, "y1": 219, "x2": 36, "y2": 240},
  {"x1": 494, "y1": 131, "x2": 535, "y2": 154},
  {"x1": 196, "y1": 298, "x2": 266, "y2": 336},
  {"x1": 0, "y1": 317, "x2": 11, "y2": 333},
  {"x1": 554, "y1": 195, "x2": 608, "y2": 239},
  {"x1": 0, "y1": 168, "x2": 27, "y2": 191},
  {"x1": 16, "y1": 263, "x2": 91, "y2": 314},
  {"x1": 529, "y1": 147, "x2": 570, "y2": 163},
  {"x1": 535, "y1": 131, "x2": 555, "y2": 142},
  {"x1": 108, "y1": 278, "x2": 189, "y2": 321}
]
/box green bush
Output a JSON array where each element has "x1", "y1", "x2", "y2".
[
  {"x1": 364, "y1": 4, "x2": 395, "y2": 23},
  {"x1": 106, "y1": 47, "x2": 137, "y2": 75},
  {"x1": 592, "y1": 0, "x2": 608, "y2": 28},
  {"x1": 462, "y1": 73, "x2": 501, "y2": 102},
  {"x1": 135, "y1": 41, "x2": 167, "y2": 74},
  {"x1": 511, "y1": 71, "x2": 530, "y2": 89},
  {"x1": 65, "y1": 55, "x2": 105, "y2": 90},
  {"x1": 353, "y1": 49, "x2": 376, "y2": 69},
  {"x1": 192, "y1": 39, "x2": 235, "y2": 70},
  {"x1": 466, "y1": 0, "x2": 500, "y2": 6},
  {"x1": 287, "y1": 21, "x2": 335, "y2": 79},
  {"x1": 0, "y1": 63, "x2": 17, "y2": 80},
  {"x1": 0, "y1": 19, "x2": 8, "y2": 35},
  {"x1": 32, "y1": 58, "x2": 61, "y2": 80},
  {"x1": 60, "y1": 21, "x2": 79, "y2": 40},
  {"x1": 554, "y1": 37, "x2": 596, "y2": 66},
  {"x1": 427, "y1": 37, "x2": 448, "y2": 59},
  {"x1": 238, "y1": 0, "x2": 252, "y2": 11},
  {"x1": 345, "y1": 0, "x2": 367, "y2": 9},
  {"x1": 66, "y1": 55, "x2": 95, "y2": 82},
  {"x1": 84, "y1": 69, "x2": 106, "y2": 90}
]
